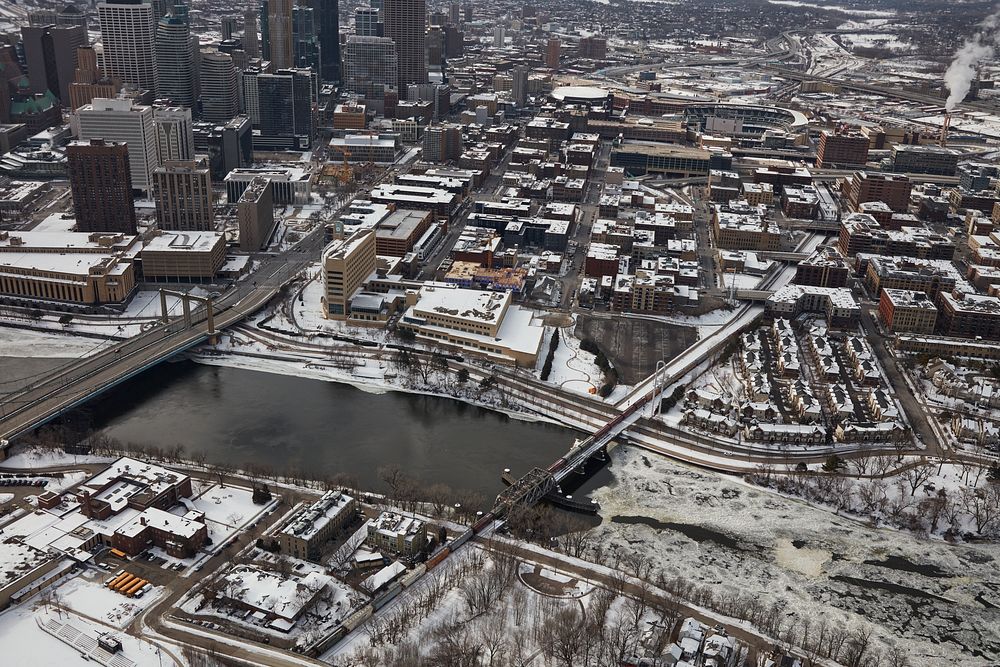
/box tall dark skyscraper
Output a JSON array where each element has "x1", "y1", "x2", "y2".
[
  {"x1": 67, "y1": 139, "x2": 138, "y2": 234},
  {"x1": 20, "y1": 23, "x2": 87, "y2": 104},
  {"x1": 383, "y1": 0, "x2": 426, "y2": 94},
  {"x1": 259, "y1": 1, "x2": 270, "y2": 61},
  {"x1": 293, "y1": 6, "x2": 321, "y2": 76},
  {"x1": 257, "y1": 68, "x2": 313, "y2": 142},
  {"x1": 315, "y1": 0, "x2": 341, "y2": 84}
]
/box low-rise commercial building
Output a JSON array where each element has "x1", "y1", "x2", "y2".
[
  {"x1": 0, "y1": 229, "x2": 139, "y2": 307},
  {"x1": 141, "y1": 231, "x2": 227, "y2": 282},
  {"x1": 369, "y1": 184, "x2": 460, "y2": 219},
  {"x1": 374, "y1": 209, "x2": 433, "y2": 256},
  {"x1": 400, "y1": 284, "x2": 544, "y2": 366},
  {"x1": 891, "y1": 144, "x2": 958, "y2": 176}
]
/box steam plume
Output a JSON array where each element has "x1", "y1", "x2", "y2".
[{"x1": 944, "y1": 11, "x2": 1000, "y2": 111}]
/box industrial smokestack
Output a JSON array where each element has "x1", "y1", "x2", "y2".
[{"x1": 940, "y1": 113, "x2": 951, "y2": 147}]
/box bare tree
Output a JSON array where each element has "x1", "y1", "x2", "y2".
[
  {"x1": 902, "y1": 463, "x2": 934, "y2": 496},
  {"x1": 538, "y1": 606, "x2": 595, "y2": 667}
]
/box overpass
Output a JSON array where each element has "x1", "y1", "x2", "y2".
[
  {"x1": 760, "y1": 251, "x2": 810, "y2": 262},
  {"x1": 0, "y1": 237, "x2": 321, "y2": 454}
]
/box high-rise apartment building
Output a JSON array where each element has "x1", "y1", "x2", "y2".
[
  {"x1": 382, "y1": 0, "x2": 426, "y2": 93},
  {"x1": 98, "y1": 0, "x2": 158, "y2": 93},
  {"x1": 243, "y1": 10, "x2": 261, "y2": 58},
  {"x1": 153, "y1": 159, "x2": 214, "y2": 231},
  {"x1": 21, "y1": 24, "x2": 87, "y2": 103},
  {"x1": 512, "y1": 65, "x2": 528, "y2": 107},
  {"x1": 237, "y1": 177, "x2": 275, "y2": 251},
  {"x1": 77, "y1": 97, "x2": 160, "y2": 193},
  {"x1": 422, "y1": 123, "x2": 462, "y2": 162},
  {"x1": 199, "y1": 49, "x2": 239, "y2": 122},
  {"x1": 817, "y1": 129, "x2": 870, "y2": 169},
  {"x1": 267, "y1": 0, "x2": 294, "y2": 69},
  {"x1": 153, "y1": 105, "x2": 195, "y2": 162},
  {"x1": 315, "y1": 0, "x2": 341, "y2": 83},
  {"x1": 545, "y1": 38, "x2": 560, "y2": 69},
  {"x1": 155, "y1": 12, "x2": 195, "y2": 107},
  {"x1": 69, "y1": 46, "x2": 120, "y2": 110},
  {"x1": 322, "y1": 229, "x2": 377, "y2": 319},
  {"x1": 67, "y1": 139, "x2": 137, "y2": 234}
]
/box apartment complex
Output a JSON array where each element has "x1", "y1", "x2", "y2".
[
  {"x1": 878, "y1": 288, "x2": 938, "y2": 334},
  {"x1": 817, "y1": 129, "x2": 869, "y2": 169},
  {"x1": 237, "y1": 177, "x2": 275, "y2": 251},
  {"x1": 366, "y1": 511, "x2": 427, "y2": 555},
  {"x1": 153, "y1": 160, "x2": 214, "y2": 232},
  {"x1": 66, "y1": 139, "x2": 136, "y2": 234},
  {"x1": 278, "y1": 490, "x2": 357, "y2": 561},
  {"x1": 846, "y1": 172, "x2": 911, "y2": 213}
]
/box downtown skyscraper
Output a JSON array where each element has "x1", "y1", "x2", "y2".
[
  {"x1": 98, "y1": 0, "x2": 158, "y2": 93},
  {"x1": 382, "y1": 0, "x2": 425, "y2": 94},
  {"x1": 267, "y1": 0, "x2": 294, "y2": 69},
  {"x1": 155, "y1": 10, "x2": 195, "y2": 107},
  {"x1": 315, "y1": 0, "x2": 341, "y2": 84}
]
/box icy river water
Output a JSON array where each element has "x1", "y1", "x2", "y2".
[{"x1": 7, "y1": 357, "x2": 580, "y2": 494}]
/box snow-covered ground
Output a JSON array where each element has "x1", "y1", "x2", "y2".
[
  {"x1": 0, "y1": 327, "x2": 111, "y2": 359},
  {"x1": 0, "y1": 289, "x2": 211, "y2": 339},
  {"x1": 0, "y1": 602, "x2": 181, "y2": 667},
  {"x1": 537, "y1": 321, "x2": 607, "y2": 395},
  {"x1": 586, "y1": 445, "x2": 1000, "y2": 665},
  {"x1": 54, "y1": 570, "x2": 162, "y2": 629},
  {"x1": 0, "y1": 449, "x2": 114, "y2": 469}
]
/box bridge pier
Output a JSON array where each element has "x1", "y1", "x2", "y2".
[{"x1": 159, "y1": 289, "x2": 216, "y2": 334}]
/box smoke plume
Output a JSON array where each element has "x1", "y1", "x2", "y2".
[{"x1": 944, "y1": 11, "x2": 1000, "y2": 111}]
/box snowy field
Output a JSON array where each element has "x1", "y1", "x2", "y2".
[
  {"x1": 536, "y1": 321, "x2": 606, "y2": 395},
  {"x1": 54, "y1": 570, "x2": 162, "y2": 629},
  {"x1": 0, "y1": 289, "x2": 210, "y2": 339},
  {"x1": 0, "y1": 603, "x2": 180, "y2": 667},
  {"x1": 586, "y1": 445, "x2": 1000, "y2": 665},
  {"x1": 0, "y1": 326, "x2": 111, "y2": 359}
]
